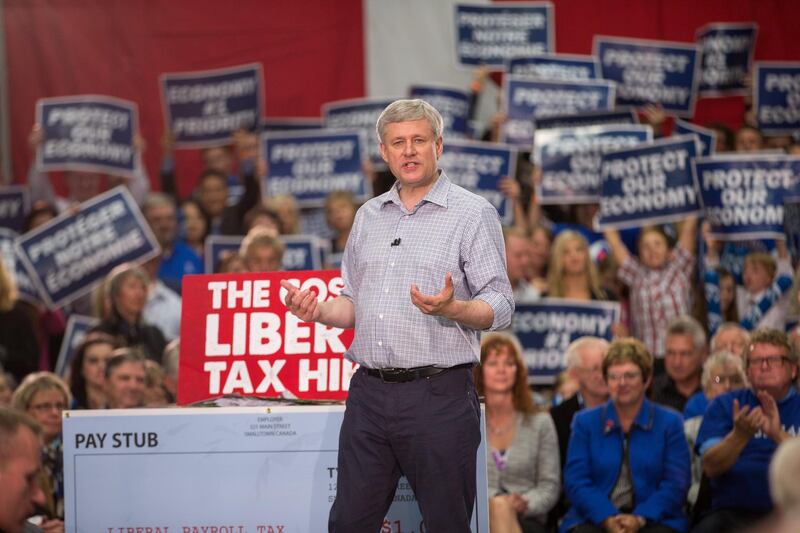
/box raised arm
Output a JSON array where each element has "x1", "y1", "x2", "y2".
[
  {"x1": 676, "y1": 215, "x2": 698, "y2": 255},
  {"x1": 603, "y1": 227, "x2": 631, "y2": 267}
]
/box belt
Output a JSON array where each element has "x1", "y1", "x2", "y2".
[{"x1": 363, "y1": 363, "x2": 474, "y2": 383}]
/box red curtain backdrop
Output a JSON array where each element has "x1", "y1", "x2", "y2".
[
  {"x1": 5, "y1": 0, "x2": 800, "y2": 195},
  {"x1": 4, "y1": 0, "x2": 365, "y2": 197}
]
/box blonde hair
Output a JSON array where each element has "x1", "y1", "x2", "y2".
[
  {"x1": 547, "y1": 230, "x2": 605, "y2": 299},
  {"x1": 11, "y1": 372, "x2": 71, "y2": 411}
]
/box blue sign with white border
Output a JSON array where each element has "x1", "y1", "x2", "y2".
[
  {"x1": 507, "y1": 53, "x2": 600, "y2": 80},
  {"x1": 533, "y1": 110, "x2": 637, "y2": 131},
  {"x1": 160, "y1": 63, "x2": 264, "y2": 148},
  {"x1": 697, "y1": 22, "x2": 758, "y2": 97},
  {"x1": 54, "y1": 314, "x2": 99, "y2": 377},
  {"x1": 754, "y1": 62, "x2": 800, "y2": 135},
  {"x1": 594, "y1": 36, "x2": 700, "y2": 116},
  {"x1": 674, "y1": 118, "x2": 717, "y2": 157},
  {"x1": 205, "y1": 234, "x2": 325, "y2": 274},
  {"x1": 0, "y1": 228, "x2": 39, "y2": 304},
  {"x1": 409, "y1": 85, "x2": 471, "y2": 139},
  {"x1": 322, "y1": 97, "x2": 395, "y2": 165},
  {"x1": 0, "y1": 186, "x2": 29, "y2": 232}
]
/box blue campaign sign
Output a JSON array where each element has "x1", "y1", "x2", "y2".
[
  {"x1": 513, "y1": 299, "x2": 620, "y2": 384},
  {"x1": 261, "y1": 117, "x2": 323, "y2": 132},
  {"x1": 160, "y1": 63, "x2": 264, "y2": 148},
  {"x1": 205, "y1": 234, "x2": 324, "y2": 273},
  {"x1": 697, "y1": 23, "x2": 758, "y2": 97},
  {"x1": 594, "y1": 36, "x2": 700, "y2": 116},
  {"x1": 15, "y1": 187, "x2": 160, "y2": 309},
  {"x1": 438, "y1": 140, "x2": 518, "y2": 225},
  {"x1": 674, "y1": 118, "x2": 717, "y2": 157},
  {"x1": 532, "y1": 109, "x2": 638, "y2": 131},
  {"x1": 502, "y1": 76, "x2": 616, "y2": 148},
  {"x1": 264, "y1": 130, "x2": 369, "y2": 208},
  {"x1": 597, "y1": 135, "x2": 701, "y2": 230},
  {"x1": 0, "y1": 228, "x2": 39, "y2": 304},
  {"x1": 507, "y1": 53, "x2": 600, "y2": 80},
  {"x1": 409, "y1": 85, "x2": 470, "y2": 138},
  {"x1": 54, "y1": 315, "x2": 99, "y2": 377},
  {"x1": 454, "y1": 2, "x2": 554, "y2": 68},
  {"x1": 694, "y1": 154, "x2": 800, "y2": 241},
  {"x1": 0, "y1": 186, "x2": 29, "y2": 232},
  {"x1": 36, "y1": 95, "x2": 138, "y2": 177},
  {"x1": 533, "y1": 125, "x2": 652, "y2": 205},
  {"x1": 754, "y1": 62, "x2": 800, "y2": 135},
  {"x1": 322, "y1": 97, "x2": 395, "y2": 164}
]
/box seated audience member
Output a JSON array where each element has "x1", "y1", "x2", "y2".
[
  {"x1": 476, "y1": 333, "x2": 560, "y2": 533},
  {"x1": 710, "y1": 323, "x2": 749, "y2": 359},
  {"x1": 68, "y1": 333, "x2": 117, "y2": 410},
  {"x1": 216, "y1": 252, "x2": 247, "y2": 274},
  {"x1": 694, "y1": 329, "x2": 800, "y2": 533},
  {"x1": 104, "y1": 350, "x2": 146, "y2": 409},
  {"x1": 142, "y1": 257, "x2": 182, "y2": 342},
  {"x1": 241, "y1": 227, "x2": 285, "y2": 272},
  {"x1": 545, "y1": 231, "x2": 611, "y2": 301},
  {"x1": 242, "y1": 204, "x2": 283, "y2": 235},
  {"x1": 324, "y1": 190, "x2": 358, "y2": 254},
  {"x1": 552, "y1": 371, "x2": 579, "y2": 406},
  {"x1": 551, "y1": 337, "x2": 611, "y2": 471},
  {"x1": 734, "y1": 125, "x2": 764, "y2": 152},
  {"x1": 0, "y1": 407, "x2": 51, "y2": 533},
  {"x1": 527, "y1": 223, "x2": 552, "y2": 293},
  {"x1": 180, "y1": 199, "x2": 211, "y2": 258},
  {"x1": 683, "y1": 351, "x2": 747, "y2": 512},
  {"x1": 0, "y1": 259, "x2": 39, "y2": 383},
  {"x1": 770, "y1": 438, "x2": 800, "y2": 513},
  {"x1": 504, "y1": 227, "x2": 540, "y2": 303},
  {"x1": 141, "y1": 192, "x2": 203, "y2": 294},
  {"x1": 92, "y1": 263, "x2": 167, "y2": 363},
  {"x1": 143, "y1": 360, "x2": 171, "y2": 407},
  {"x1": 652, "y1": 316, "x2": 707, "y2": 413},
  {"x1": 704, "y1": 267, "x2": 739, "y2": 337},
  {"x1": 706, "y1": 122, "x2": 735, "y2": 153},
  {"x1": 265, "y1": 194, "x2": 301, "y2": 235},
  {"x1": 11, "y1": 372, "x2": 70, "y2": 521},
  {"x1": 561, "y1": 338, "x2": 690, "y2": 533},
  {"x1": 604, "y1": 217, "x2": 697, "y2": 360}
]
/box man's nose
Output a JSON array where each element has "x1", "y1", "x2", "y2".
[{"x1": 402, "y1": 141, "x2": 417, "y2": 156}]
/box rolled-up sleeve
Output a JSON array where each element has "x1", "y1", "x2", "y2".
[{"x1": 463, "y1": 204, "x2": 514, "y2": 330}]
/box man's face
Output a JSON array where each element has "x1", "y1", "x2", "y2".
[
  {"x1": 379, "y1": 119, "x2": 442, "y2": 190},
  {"x1": 245, "y1": 244, "x2": 282, "y2": 272},
  {"x1": 747, "y1": 343, "x2": 798, "y2": 395},
  {"x1": 144, "y1": 203, "x2": 177, "y2": 247},
  {"x1": 665, "y1": 333, "x2": 705, "y2": 384},
  {"x1": 572, "y1": 346, "x2": 608, "y2": 400},
  {"x1": 639, "y1": 230, "x2": 669, "y2": 270},
  {"x1": 714, "y1": 328, "x2": 748, "y2": 359},
  {"x1": 0, "y1": 427, "x2": 45, "y2": 533},
  {"x1": 198, "y1": 175, "x2": 228, "y2": 218},
  {"x1": 743, "y1": 261, "x2": 772, "y2": 294},
  {"x1": 106, "y1": 362, "x2": 146, "y2": 409},
  {"x1": 202, "y1": 147, "x2": 233, "y2": 175},
  {"x1": 505, "y1": 235, "x2": 532, "y2": 286}
]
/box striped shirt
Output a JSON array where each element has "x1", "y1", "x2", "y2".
[
  {"x1": 618, "y1": 246, "x2": 694, "y2": 358},
  {"x1": 341, "y1": 171, "x2": 514, "y2": 369}
]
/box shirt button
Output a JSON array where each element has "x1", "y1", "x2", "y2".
[
  {"x1": 390, "y1": 262, "x2": 395, "y2": 267},
  {"x1": 378, "y1": 341, "x2": 383, "y2": 347},
  {"x1": 379, "y1": 314, "x2": 384, "y2": 319}
]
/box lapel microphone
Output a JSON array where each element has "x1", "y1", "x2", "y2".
[{"x1": 391, "y1": 238, "x2": 401, "y2": 247}]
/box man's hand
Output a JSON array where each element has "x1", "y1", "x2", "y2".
[
  {"x1": 758, "y1": 390, "x2": 790, "y2": 443},
  {"x1": 280, "y1": 280, "x2": 320, "y2": 322},
  {"x1": 39, "y1": 518, "x2": 65, "y2": 533},
  {"x1": 410, "y1": 273, "x2": 455, "y2": 317},
  {"x1": 615, "y1": 514, "x2": 644, "y2": 533},
  {"x1": 601, "y1": 516, "x2": 625, "y2": 533},
  {"x1": 732, "y1": 398, "x2": 764, "y2": 439}
]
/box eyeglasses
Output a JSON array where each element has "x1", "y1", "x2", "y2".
[
  {"x1": 577, "y1": 366, "x2": 603, "y2": 375},
  {"x1": 606, "y1": 371, "x2": 642, "y2": 383},
  {"x1": 712, "y1": 374, "x2": 745, "y2": 386},
  {"x1": 748, "y1": 356, "x2": 790, "y2": 369},
  {"x1": 28, "y1": 402, "x2": 66, "y2": 413}
]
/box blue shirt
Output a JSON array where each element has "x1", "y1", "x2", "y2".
[
  {"x1": 696, "y1": 387, "x2": 800, "y2": 511},
  {"x1": 683, "y1": 391, "x2": 708, "y2": 419},
  {"x1": 341, "y1": 171, "x2": 514, "y2": 369},
  {"x1": 157, "y1": 240, "x2": 203, "y2": 295}
]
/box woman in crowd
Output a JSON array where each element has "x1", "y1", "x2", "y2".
[
  {"x1": 180, "y1": 198, "x2": 211, "y2": 259},
  {"x1": 68, "y1": 332, "x2": 118, "y2": 409},
  {"x1": 475, "y1": 333, "x2": 560, "y2": 533},
  {"x1": 324, "y1": 190, "x2": 358, "y2": 254},
  {"x1": 545, "y1": 230, "x2": 610, "y2": 301},
  {"x1": 683, "y1": 351, "x2": 747, "y2": 516},
  {"x1": 12, "y1": 371, "x2": 70, "y2": 522},
  {"x1": 92, "y1": 263, "x2": 167, "y2": 362},
  {"x1": 562, "y1": 338, "x2": 690, "y2": 533},
  {"x1": 528, "y1": 223, "x2": 552, "y2": 293}
]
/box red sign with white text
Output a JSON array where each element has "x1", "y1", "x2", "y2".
[{"x1": 177, "y1": 270, "x2": 355, "y2": 405}]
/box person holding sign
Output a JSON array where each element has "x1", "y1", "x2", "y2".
[
  {"x1": 281, "y1": 99, "x2": 514, "y2": 533},
  {"x1": 562, "y1": 338, "x2": 690, "y2": 533},
  {"x1": 603, "y1": 217, "x2": 697, "y2": 362}
]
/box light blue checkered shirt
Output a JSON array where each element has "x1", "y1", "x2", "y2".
[{"x1": 340, "y1": 170, "x2": 514, "y2": 369}]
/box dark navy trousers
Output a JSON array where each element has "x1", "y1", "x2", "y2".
[{"x1": 328, "y1": 366, "x2": 481, "y2": 533}]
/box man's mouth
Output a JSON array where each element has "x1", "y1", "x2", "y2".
[{"x1": 402, "y1": 161, "x2": 419, "y2": 170}]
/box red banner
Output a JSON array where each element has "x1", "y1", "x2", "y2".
[{"x1": 178, "y1": 270, "x2": 354, "y2": 405}]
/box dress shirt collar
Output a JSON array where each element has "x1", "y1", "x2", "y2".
[{"x1": 383, "y1": 169, "x2": 451, "y2": 210}]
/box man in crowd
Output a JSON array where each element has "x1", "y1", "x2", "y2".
[
  {"x1": 694, "y1": 328, "x2": 800, "y2": 532},
  {"x1": 241, "y1": 227, "x2": 285, "y2": 272},
  {"x1": 282, "y1": 99, "x2": 513, "y2": 533},
  {"x1": 141, "y1": 192, "x2": 202, "y2": 294},
  {"x1": 711, "y1": 322, "x2": 750, "y2": 358},
  {"x1": 652, "y1": 315, "x2": 707, "y2": 412},
  {"x1": 104, "y1": 351, "x2": 146, "y2": 409},
  {"x1": 0, "y1": 408, "x2": 46, "y2": 533},
  {"x1": 503, "y1": 227, "x2": 540, "y2": 303}
]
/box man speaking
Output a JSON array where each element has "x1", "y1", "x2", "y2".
[{"x1": 282, "y1": 99, "x2": 514, "y2": 532}]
